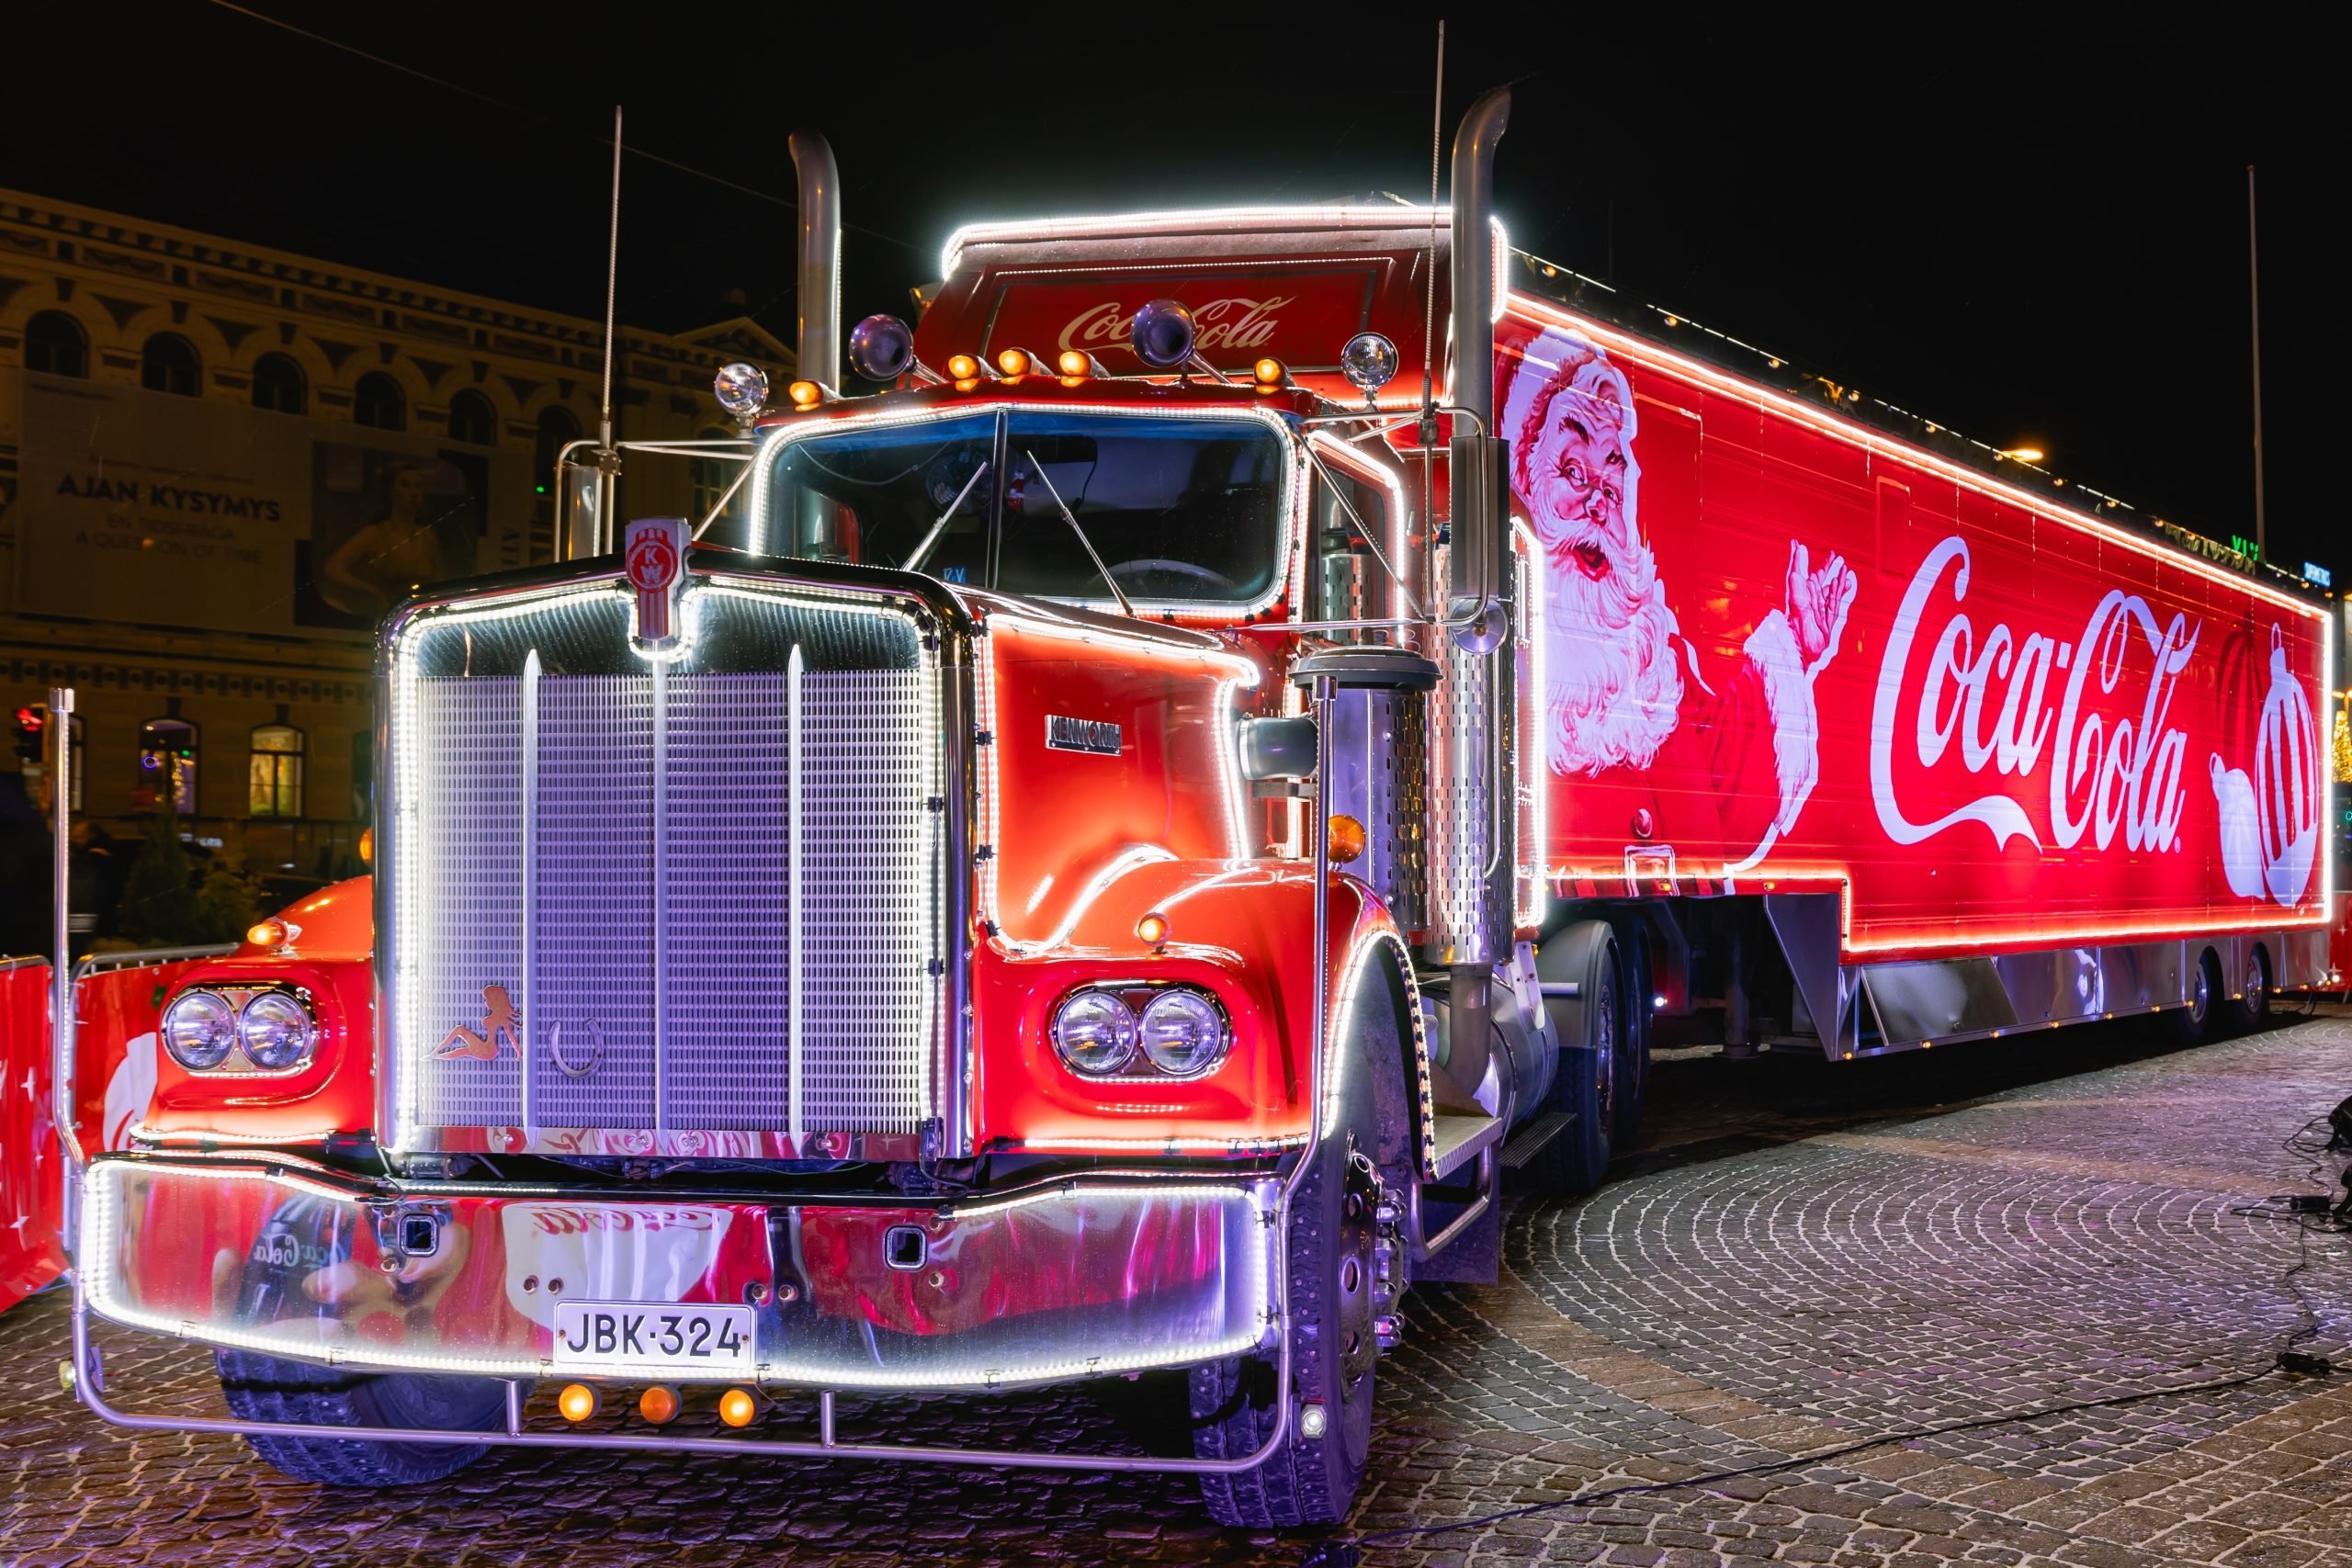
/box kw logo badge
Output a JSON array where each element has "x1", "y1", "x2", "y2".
[
  {"x1": 435, "y1": 985, "x2": 522, "y2": 1061},
  {"x1": 1046, "y1": 715, "x2": 1123, "y2": 756},
  {"x1": 626, "y1": 515, "x2": 689, "y2": 652}
]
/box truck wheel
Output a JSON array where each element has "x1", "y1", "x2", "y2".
[
  {"x1": 1529, "y1": 920, "x2": 1619, "y2": 1194},
  {"x1": 1608, "y1": 922, "x2": 1652, "y2": 1146},
  {"x1": 2172, "y1": 949, "x2": 2221, "y2": 1045},
  {"x1": 215, "y1": 1348, "x2": 504, "y2": 1486},
  {"x1": 1191, "y1": 965, "x2": 1401, "y2": 1528},
  {"x1": 2229, "y1": 946, "x2": 2271, "y2": 1032}
]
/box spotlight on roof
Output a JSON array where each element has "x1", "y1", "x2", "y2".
[{"x1": 1129, "y1": 299, "x2": 1197, "y2": 371}]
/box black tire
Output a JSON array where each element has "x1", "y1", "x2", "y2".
[
  {"x1": 2172, "y1": 948, "x2": 2221, "y2": 1045},
  {"x1": 1529, "y1": 920, "x2": 1618, "y2": 1194},
  {"x1": 1607, "y1": 921, "x2": 1652, "y2": 1146},
  {"x1": 1192, "y1": 961, "x2": 1401, "y2": 1528},
  {"x1": 216, "y1": 1348, "x2": 505, "y2": 1486},
  {"x1": 2229, "y1": 944, "x2": 2272, "y2": 1033}
]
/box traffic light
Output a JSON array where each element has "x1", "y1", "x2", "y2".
[{"x1": 13, "y1": 704, "x2": 44, "y2": 764}]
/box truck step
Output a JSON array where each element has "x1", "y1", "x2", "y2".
[
  {"x1": 1498, "y1": 1111, "x2": 1576, "y2": 1170},
  {"x1": 1428, "y1": 1111, "x2": 1506, "y2": 1180}
]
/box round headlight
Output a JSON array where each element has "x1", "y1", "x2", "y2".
[
  {"x1": 239, "y1": 991, "x2": 316, "y2": 1070},
  {"x1": 161, "y1": 991, "x2": 238, "y2": 1071},
  {"x1": 1050, "y1": 990, "x2": 1137, "y2": 1076},
  {"x1": 1138, "y1": 990, "x2": 1230, "y2": 1077}
]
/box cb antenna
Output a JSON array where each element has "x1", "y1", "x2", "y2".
[{"x1": 594, "y1": 103, "x2": 624, "y2": 555}]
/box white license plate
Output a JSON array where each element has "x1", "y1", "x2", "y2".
[{"x1": 551, "y1": 1302, "x2": 756, "y2": 1375}]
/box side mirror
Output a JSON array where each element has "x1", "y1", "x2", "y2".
[{"x1": 1238, "y1": 716, "x2": 1317, "y2": 781}]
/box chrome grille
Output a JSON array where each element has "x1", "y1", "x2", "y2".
[{"x1": 387, "y1": 581, "x2": 944, "y2": 1155}]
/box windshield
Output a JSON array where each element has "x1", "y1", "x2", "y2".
[{"x1": 746, "y1": 411, "x2": 1289, "y2": 606}]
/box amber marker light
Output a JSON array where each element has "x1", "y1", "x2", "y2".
[
  {"x1": 638, "y1": 1385, "x2": 682, "y2": 1425},
  {"x1": 246, "y1": 918, "x2": 289, "y2": 950},
  {"x1": 357, "y1": 826, "x2": 374, "y2": 865},
  {"x1": 997, "y1": 348, "x2": 1033, "y2": 377},
  {"x1": 1252, "y1": 356, "x2": 1286, "y2": 389},
  {"x1": 945, "y1": 353, "x2": 981, "y2": 380},
  {"x1": 557, "y1": 1383, "x2": 600, "y2": 1423},
  {"x1": 786, "y1": 379, "x2": 825, "y2": 410},
  {"x1": 1327, "y1": 814, "x2": 1367, "y2": 864},
  {"x1": 718, "y1": 1388, "x2": 759, "y2": 1427},
  {"x1": 1057, "y1": 349, "x2": 1091, "y2": 378},
  {"x1": 1136, "y1": 912, "x2": 1170, "y2": 946}
]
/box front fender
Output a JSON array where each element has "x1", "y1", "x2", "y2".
[{"x1": 969, "y1": 857, "x2": 1428, "y2": 1157}]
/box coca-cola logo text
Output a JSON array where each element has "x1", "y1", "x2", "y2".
[
  {"x1": 1871, "y1": 536, "x2": 2196, "y2": 855},
  {"x1": 1057, "y1": 296, "x2": 1297, "y2": 355}
]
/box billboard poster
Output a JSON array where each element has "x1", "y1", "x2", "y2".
[
  {"x1": 1498, "y1": 312, "x2": 2331, "y2": 956},
  {"x1": 15, "y1": 372, "x2": 528, "y2": 638}
]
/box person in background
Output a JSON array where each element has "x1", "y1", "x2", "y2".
[{"x1": 0, "y1": 772, "x2": 53, "y2": 958}]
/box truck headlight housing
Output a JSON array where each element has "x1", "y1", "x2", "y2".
[
  {"x1": 1051, "y1": 985, "x2": 1232, "y2": 1079},
  {"x1": 1049, "y1": 990, "x2": 1137, "y2": 1075},
  {"x1": 238, "y1": 990, "x2": 317, "y2": 1070},
  {"x1": 161, "y1": 991, "x2": 239, "y2": 1071},
  {"x1": 1138, "y1": 990, "x2": 1230, "y2": 1077}
]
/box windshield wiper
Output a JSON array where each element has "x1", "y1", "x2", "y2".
[
  {"x1": 901, "y1": 460, "x2": 989, "y2": 573},
  {"x1": 1023, "y1": 449, "x2": 1134, "y2": 615}
]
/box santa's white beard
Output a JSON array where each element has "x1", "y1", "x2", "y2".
[{"x1": 1543, "y1": 530, "x2": 1685, "y2": 777}]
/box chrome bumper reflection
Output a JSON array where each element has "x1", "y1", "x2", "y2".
[{"x1": 79, "y1": 1156, "x2": 1275, "y2": 1388}]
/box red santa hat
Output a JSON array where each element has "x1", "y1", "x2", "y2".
[{"x1": 1496, "y1": 317, "x2": 1642, "y2": 546}]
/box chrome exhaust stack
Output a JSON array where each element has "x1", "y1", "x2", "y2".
[
  {"x1": 1435, "y1": 86, "x2": 1512, "y2": 1084},
  {"x1": 787, "y1": 131, "x2": 842, "y2": 391}
]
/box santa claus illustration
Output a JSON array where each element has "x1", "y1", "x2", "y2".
[{"x1": 1501, "y1": 322, "x2": 1858, "y2": 875}]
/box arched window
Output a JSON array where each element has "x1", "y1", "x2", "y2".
[
  {"x1": 354, "y1": 371, "x2": 405, "y2": 431},
  {"x1": 447, "y1": 389, "x2": 497, "y2": 446},
  {"x1": 534, "y1": 405, "x2": 581, "y2": 491},
  {"x1": 24, "y1": 310, "x2": 87, "y2": 378},
  {"x1": 532, "y1": 405, "x2": 582, "y2": 559},
  {"x1": 248, "y1": 724, "x2": 305, "y2": 818},
  {"x1": 689, "y1": 427, "x2": 745, "y2": 532},
  {"x1": 141, "y1": 333, "x2": 200, "y2": 397},
  {"x1": 137, "y1": 717, "x2": 199, "y2": 815},
  {"x1": 252, "y1": 353, "x2": 307, "y2": 414}
]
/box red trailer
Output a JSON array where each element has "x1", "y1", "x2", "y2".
[{"x1": 6, "y1": 91, "x2": 2329, "y2": 1529}]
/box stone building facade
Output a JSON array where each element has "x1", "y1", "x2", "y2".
[{"x1": 0, "y1": 188, "x2": 788, "y2": 888}]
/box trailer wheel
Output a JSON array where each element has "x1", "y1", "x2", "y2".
[
  {"x1": 215, "y1": 1348, "x2": 504, "y2": 1486},
  {"x1": 1528, "y1": 920, "x2": 1619, "y2": 1194},
  {"x1": 2171, "y1": 949, "x2": 2221, "y2": 1045},
  {"x1": 1191, "y1": 962, "x2": 1401, "y2": 1529},
  {"x1": 2229, "y1": 945, "x2": 2272, "y2": 1032},
  {"x1": 1607, "y1": 920, "x2": 1653, "y2": 1146}
]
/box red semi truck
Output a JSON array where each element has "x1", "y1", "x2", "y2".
[{"x1": 1, "y1": 93, "x2": 2329, "y2": 1527}]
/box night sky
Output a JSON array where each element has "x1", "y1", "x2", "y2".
[{"x1": 6, "y1": 6, "x2": 2337, "y2": 578}]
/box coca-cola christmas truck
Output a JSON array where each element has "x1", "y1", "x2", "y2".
[{"x1": 1, "y1": 94, "x2": 2328, "y2": 1527}]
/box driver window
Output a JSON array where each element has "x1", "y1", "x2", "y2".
[
  {"x1": 993, "y1": 413, "x2": 1283, "y2": 605},
  {"x1": 1310, "y1": 457, "x2": 1390, "y2": 625}
]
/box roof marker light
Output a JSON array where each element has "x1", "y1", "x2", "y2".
[
  {"x1": 1057, "y1": 349, "x2": 1097, "y2": 378},
  {"x1": 786, "y1": 379, "x2": 830, "y2": 411},
  {"x1": 997, "y1": 348, "x2": 1035, "y2": 378}
]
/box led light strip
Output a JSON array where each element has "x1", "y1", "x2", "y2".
[
  {"x1": 1509, "y1": 294, "x2": 2328, "y2": 621},
  {"x1": 81, "y1": 1162, "x2": 1270, "y2": 1387},
  {"x1": 741, "y1": 401, "x2": 1306, "y2": 623},
  {"x1": 1510, "y1": 521, "x2": 1547, "y2": 931}
]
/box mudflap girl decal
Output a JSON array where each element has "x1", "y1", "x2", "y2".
[{"x1": 1498, "y1": 321, "x2": 1858, "y2": 878}]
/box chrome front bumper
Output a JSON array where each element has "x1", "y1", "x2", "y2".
[{"x1": 78, "y1": 1156, "x2": 1275, "y2": 1390}]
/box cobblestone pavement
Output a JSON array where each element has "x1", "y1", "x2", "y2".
[{"x1": 6, "y1": 1014, "x2": 2351, "y2": 1567}]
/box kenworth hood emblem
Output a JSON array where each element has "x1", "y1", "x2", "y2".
[{"x1": 626, "y1": 515, "x2": 689, "y2": 652}]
